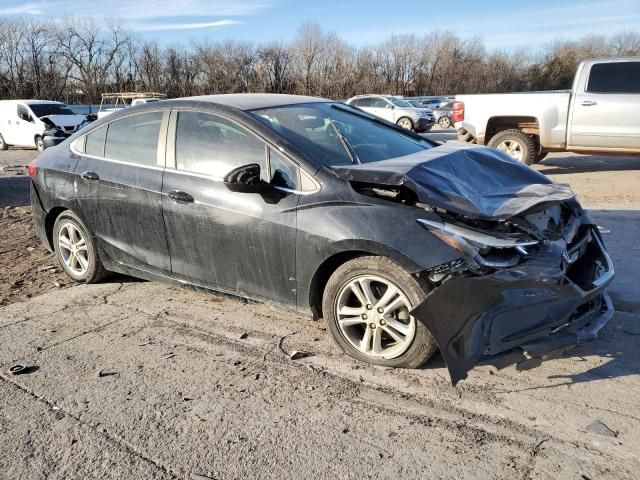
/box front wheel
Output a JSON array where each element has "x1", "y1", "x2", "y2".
[
  {"x1": 0, "y1": 133, "x2": 8, "y2": 151},
  {"x1": 35, "y1": 136, "x2": 45, "y2": 152},
  {"x1": 322, "y1": 256, "x2": 438, "y2": 368},
  {"x1": 53, "y1": 210, "x2": 107, "y2": 283},
  {"x1": 396, "y1": 117, "x2": 414, "y2": 131}
]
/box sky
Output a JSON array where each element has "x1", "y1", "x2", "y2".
[{"x1": 1, "y1": 0, "x2": 639, "y2": 50}]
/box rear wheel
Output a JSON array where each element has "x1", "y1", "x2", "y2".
[
  {"x1": 488, "y1": 129, "x2": 537, "y2": 165},
  {"x1": 0, "y1": 133, "x2": 8, "y2": 150},
  {"x1": 396, "y1": 117, "x2": 414, "y2": 131},
  {"x1": 35, "y1": 135, "x2": 44, "y2": 152},
  {"x1": 438, "y1": 116, "x2": 451, "y2": 129},
  {"x1": 53, "y1": 211, "x2": 107, "y2": 283},
  {"x1": 323, "y1": 256, "x2": 438, "y2": 368}
]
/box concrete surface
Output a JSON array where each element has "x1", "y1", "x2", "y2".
[{"x1": 1, "y1": 146, "x2": 639, "y2": 479}]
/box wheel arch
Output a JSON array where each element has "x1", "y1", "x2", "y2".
[
  {"x1": 44, "y1": 206, "x2": 69, "y2": 251},
  {"x1": 484, "y1": 116, "x2": 540, "y2": 145},
  {"x1": 306, "y1": 241, "x2": 422, "y2": 320}
]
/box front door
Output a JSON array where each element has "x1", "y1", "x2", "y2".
[
  {"x1": 73, "y1": 110, "x2": 172, "y2": 276},
  {"x1": 569, "y1": 61, "x2": 640, "y2": 150},
  {"x1": 15, "y1": 104, "x2": 38, "y2": 147},
  {"x1": 161, "y1": 110, "x2": 299, "y2": 305}
]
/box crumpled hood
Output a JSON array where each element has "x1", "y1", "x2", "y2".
[
  {"x1": 331, "y1": 143, "x2": 575, "y2": 221},
  {"x1": 39, "y1": 114, "x2": 86, "y2": 128}
]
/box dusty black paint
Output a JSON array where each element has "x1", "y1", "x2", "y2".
[{"x1": 30, "y1": 95, "x2": 615, "y2": 384}]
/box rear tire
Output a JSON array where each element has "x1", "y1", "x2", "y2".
[
  {"x1": 0, "y1": 133, "x2": 8, "y2": 151},
  {"x1": 322, "y1": 256, "x2": 438, "y2": 369},
  {"x1": 438, "y1": 116, "x2": 451, "y2": 129},
  {"x1": 35, "y1": 135, "x2": 44, "y2": 152},
  {"x1": 488, "y1": 129, "x2": 537, "y2": 165},
  {"x1": 535, "y1": 151, "x2": 548, "y2": 163},
  {"x1": 53, "y1": 210, "x2": 107, "y2": 283},
  {"x1": 396, "y1": 117, "x2": 414, "y2": 131}
]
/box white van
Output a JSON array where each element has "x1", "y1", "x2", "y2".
[{"x1": 0, "y1": 100, "x2": 88, "y2": 151}]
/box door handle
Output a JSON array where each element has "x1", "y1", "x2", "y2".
[
  {"x1": 167, "y1": 190, "x2": 194, "y2": 203},
  {"x1": 81, "y1": 171, "x2": 99, "y2": 181},
  {"x1": 581, "y1": 100, "x2": 597, "y2": 106}
]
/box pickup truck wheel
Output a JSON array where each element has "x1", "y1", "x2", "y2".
[
  {"x1": 438, "y1": 116, "x2": 451, "y2": 129},
  {"x1": 488, "y1": 129, "x2": 537, "y2": 165},
  {"x1": 35, "y1": 136, "x2": 45, "y2": 152},
  {"x1": 323, "y1": 256, "x2": 438, "y2": 369},
  {"x1": 396, "y1": 117, "x2": 414, "y2": 131},
  {"x1": 0, "y1": 133, "x2": 8, "y2": 151}
]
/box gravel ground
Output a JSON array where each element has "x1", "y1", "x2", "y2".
[{"x1": 1, "y1": 146, "x2": 639, "y2": 479}]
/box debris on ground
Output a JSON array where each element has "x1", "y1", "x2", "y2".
[{"x1": 586, "y1": 420, "x2": 618, "y2": 438}]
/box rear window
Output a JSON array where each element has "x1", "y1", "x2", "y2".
[
  {"x1": 586, "y1": 62, "x2": 640, "y2": 94},
  {"x1": 104, "y1": 112, "x2": 163, "y2": 166}
]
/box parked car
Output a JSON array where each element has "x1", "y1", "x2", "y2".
[
  {"x1": 455, "y1": 57, "x2": 640, "y2": 164},
  {"x1": 345, "y1": 94, "x2": 434, "y2": 132},
  {"x1": 29, "y1": 94, "x2": 614, "y2": 384},
  {"x1": 433, "y1": 101, "x2": 454, "y2": 129},
  {"x1": 0, "y1": 100, "x2": 89, "y2": 151}
]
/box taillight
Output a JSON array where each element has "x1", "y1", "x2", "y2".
[
  {"x1": 452, "y1": 102, "x2": 464, "y2": 123},
  {"x1": 27, "y1": 161, "x2": 36, "y2": 178}
]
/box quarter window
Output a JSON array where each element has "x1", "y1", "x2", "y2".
[
  {"x1": 586, "y1": 62, "x2": 640, "y2": 94},
  {"x1": 104, "y1": 111, "x2": 163, "y2": 166},
  {"x1": 84, "y1": 125, "x2": 107, "y2": 157},
  {"x1": 269, "y1": 148, "x2": 299, "y2": 189},
  {"x1": 175, "y1": 111, "x2": 266, "y2": 179}
]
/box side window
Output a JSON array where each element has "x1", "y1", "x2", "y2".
[
  {"x1": 104, "y1": 111, "x2": 163, "y2": 166},
  {"x1": 175, "y1": 111, "x2": 266, "y2": 179},
  {"x1": 372, "y1": 98, "x2": 389, "y2": 108},
  {"x1": 17, "y1": 105, "x2": 31, "y2": 121},
  {"x1": 356, "y1": 98, "x2": 372, "y2": 107},
  {"x1": 84, "y1": 125, "x2": 107, "y2": 157},
  {"x1": 269, "y1": 148, "x2": 299, "y2": 189},
  {"x1": 587, "y1": 62, "x2": 640, "y2": 94}
]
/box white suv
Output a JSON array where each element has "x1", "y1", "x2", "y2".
[{"x1": 345, "y1": 95, "x2": 434, "y2": 132}]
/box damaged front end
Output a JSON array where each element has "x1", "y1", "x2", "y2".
[
  {"x1": 332, "y1": 144, "x2": 615, "y2": 384},
  {"x1": 413, "y1": 202, "x2": 614, "y2": 385}
]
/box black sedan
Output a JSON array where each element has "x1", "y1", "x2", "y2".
[{"x1": 29, "y1": 94, "x2": 615, "y2": 384}]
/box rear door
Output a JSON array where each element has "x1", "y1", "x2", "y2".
[
  {"x1": 161, "y1": 110, "x2": 301, "y2": 304},
  {"x1": 72, "y1": 110, "x2": 172, "y2": 276},
  {"x1": 569, "y1": 61, "x2": 640, "y2": 150}
]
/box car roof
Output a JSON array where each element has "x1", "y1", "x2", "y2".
[{"x1": 178, "y1": 93, "x2": 331, "y2": 111}]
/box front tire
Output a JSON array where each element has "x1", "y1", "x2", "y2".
[
  {"x1": 53, "y1": 211, "x2": 107, "y2": 283},
  {"x1": 0, "y1": 133, "x2": 8, "y2": 151},
  {"x1": 35, "y1": 135, "x2": 45, "y2": 152},
  {"x1": 322, "y1": 256, "x2": 438, "y2": 368},
  {"x1": 396, "y1": 117, "x2": 414, "y2": 131},
  {"x1": 487, "y1": 129, "x2": 537, "y2": 165}
]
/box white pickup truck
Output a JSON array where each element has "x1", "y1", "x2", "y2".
[{"x1": 454, "y1": 57, "x2": 640, "y2": 164}]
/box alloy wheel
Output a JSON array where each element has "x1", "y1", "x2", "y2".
[
  {"x1": 438, "y1": 116, "x2": 451, "y2": 128},
  {"x1": 397, "y1": 118, "x2": 413, "y2": 130},
  {"x1": 334, "y1": 275, "x2": 416, "y2": 359},
  {"x1": 496, "y1": 139, "x2": 524, "y2": 162},
  {"x1": 58, "y1": 222, "x2": 89, "y2": 276}
]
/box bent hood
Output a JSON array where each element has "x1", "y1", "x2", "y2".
[
  {"x1": 39, "y1": 114, "x2": 87, "y2": 128},
  {"x1": 331, "y1": 143, "x2": 575, "y2": 221}
]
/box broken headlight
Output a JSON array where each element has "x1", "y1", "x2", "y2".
[{"x1": 417, "y1": 218, "x2": 539, "y2": 269}]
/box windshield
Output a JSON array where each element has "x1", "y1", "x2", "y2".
[
  {"x1": 28, "y1": 103, "x2": 76, "y2": 117},
  {"x1": 406, "y1": 100, "x2": 422, "y2": 107},
  {"x1": 251, "y1": 103, "x2": 432, "y2": 166},
  {"x1": 388, "y1": 97, "x2": 412, "y2": 108}
]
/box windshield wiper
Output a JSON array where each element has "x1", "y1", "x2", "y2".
[{"x1": 328, "y1": 119, "x2": 360, "y2": 164}]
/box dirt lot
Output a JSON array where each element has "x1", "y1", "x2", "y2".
[{"x1": 1, "y1": 147, "x2": 640, "y2": 479}]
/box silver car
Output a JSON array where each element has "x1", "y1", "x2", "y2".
[{"x1": 346, "y1": 95, "x2": 434, "y2": 132}]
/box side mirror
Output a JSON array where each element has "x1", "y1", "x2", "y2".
[{"x1": 224, "y1": 163, "x2": 273, "y2": 194}]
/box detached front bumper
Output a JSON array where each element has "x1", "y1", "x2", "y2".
[{"x1": 412, "y1": 225, "x2": 615, "y2": 385}]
